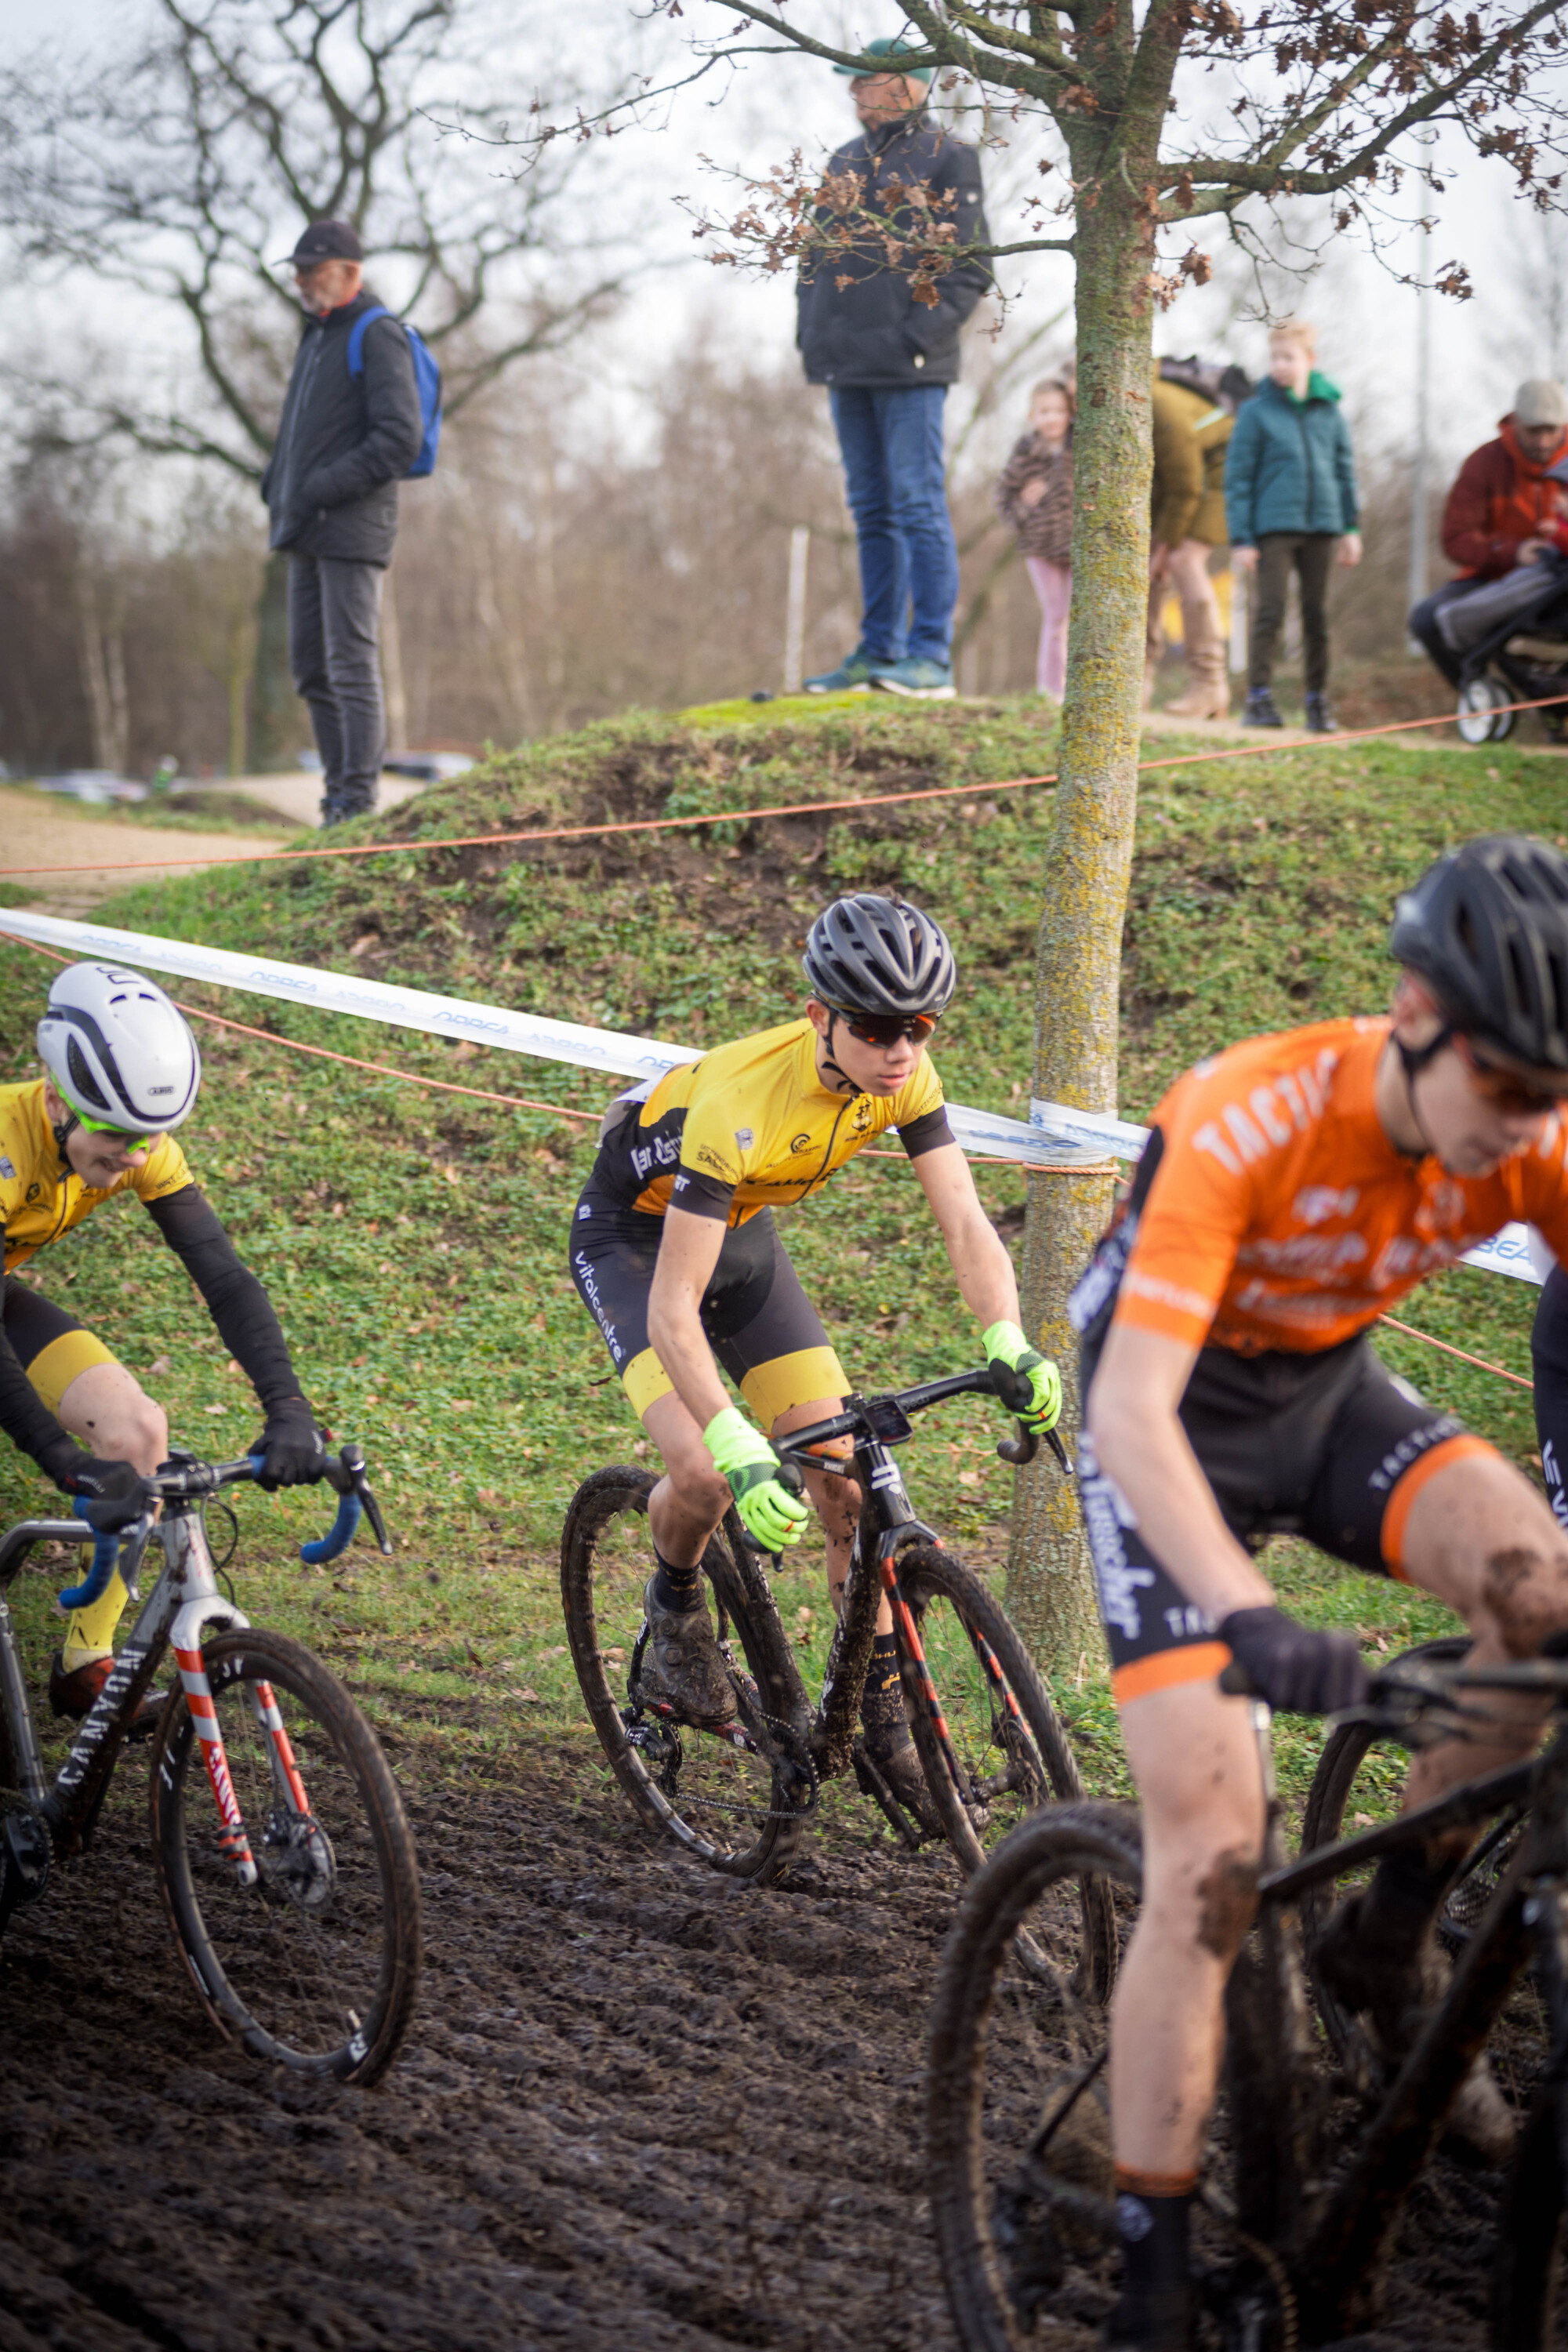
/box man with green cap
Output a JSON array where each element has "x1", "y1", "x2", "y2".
[{"x1": 798, "y1": 35, "x2": 990, "y2": 701}]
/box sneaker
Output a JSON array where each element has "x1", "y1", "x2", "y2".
[
  {"x1": 1241, "y1": 688, "x2": 1284, "y2": 728},
  {"x1": 1303, "y1": 691, "x2": 1339, "y2": 733},
  {"x1": 1314, "y1": 1893, "x2": 1515, "y2": 2166},
  {"x1": 803, "y1": 647, "x2": 891, "y2": 695},
  {"x1": 860, "y1": 1714, "x2": 942, "y2": 1836},
  {"x1": 869, "y1": 657, "x2": 956, "y2": 700},
  {"x1": 49, "y1": 1652, "x2": 165, "y2": 1741},
  {"x1": 640, "y1": 1578, "x2": 736, "y2": 1726}
]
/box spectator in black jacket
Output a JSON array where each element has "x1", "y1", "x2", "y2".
[
  {"x1": 798, "y1": 39, "x2": 990, "y2": 700},
  {"x1": 261, "y1": 220, "x2": 423, "y2": 826}
]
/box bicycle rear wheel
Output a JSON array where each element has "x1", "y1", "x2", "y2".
[
  {"x1": 927, "y1": 1802, "x2": 1142, "y2": 2352},
  {"x1": 149, "y1": 1628, "x2": 421, "y2": 2086},
  {"x1": 561, "y1": 1466, "x2": 811, "y2": 1884},
  {"x1": 896, "y1": 1541, "x2": 1117, "y2": 2001}
]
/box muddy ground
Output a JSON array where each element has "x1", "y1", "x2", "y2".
[{"x1": 0, "y1": 1740, "x2": 1548, "y2": 2352}]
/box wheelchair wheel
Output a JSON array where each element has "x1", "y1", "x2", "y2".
[{"x1": 1457, "y1": 677, "x2": 1515, "y2": 745}]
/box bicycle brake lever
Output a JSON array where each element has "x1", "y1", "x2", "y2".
[{"x1": 358, "y1": 1480, "x2": 394, "y2": 1557}]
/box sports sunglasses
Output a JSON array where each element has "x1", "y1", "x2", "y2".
[
  {"x1": 836, "y1": 1009, "x2": 940, "y2": 1048},
  {"x1": 1452, "y1": 1033, "x2": 1568, "y2": 1115}
]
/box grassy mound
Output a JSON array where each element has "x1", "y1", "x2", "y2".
[{"x1": 0, "y1": 696, "x2": 1555, "y2": 1790}]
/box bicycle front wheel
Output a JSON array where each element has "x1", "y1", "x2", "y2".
[
  {"x1": 148, "y1": 1629, "x2": 421, "y2": 2086},
  {"x1": 896, "y1": 1541, "x2": 1117, "y2": 2001},
  {"x1": 561, "y1": 1466, "x2": 811, "y2": 1884},
  {"x1": 927, "y1": 1802, "x2": 1142, "y2": 2352}
]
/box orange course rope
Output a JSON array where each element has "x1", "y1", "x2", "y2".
[
  {"x1": 1377, "y1": 1313, "x2": 1534, "y2": 1392},
  {"x1": 5, "y1": 689, "x2": 1564, "y2": 881}
]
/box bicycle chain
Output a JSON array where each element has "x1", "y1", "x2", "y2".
[{"x1": 628, "y1": 1652, "x2": 820, "y2": 1823}]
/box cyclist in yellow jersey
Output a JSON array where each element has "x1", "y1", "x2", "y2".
[
  {"x1": 2, "y1": 964, "x2": 325, "y2": 1726},
  {"x1": 569, "y1": 894, "x2": 1063, "y2": 1809}
]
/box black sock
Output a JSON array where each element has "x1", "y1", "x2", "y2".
[
  {"x1": 860, "y1": 1631, "x2": 903, "y2": 1731},
  {"x1": 1113, "y1": 2174, "x2": 1193, "y2": 2344},
  {"x1": 651, "y1": 1549, "x2": 702, "y2": 1613}
]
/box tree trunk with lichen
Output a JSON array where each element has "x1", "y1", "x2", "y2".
[{"x1": 1006, "y1": 42, "x2": 1174, "y2": 1669}]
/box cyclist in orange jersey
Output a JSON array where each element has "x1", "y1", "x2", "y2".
[{"x1": 1073, "y1": 835, "x2": 1568, "y2": 2350}]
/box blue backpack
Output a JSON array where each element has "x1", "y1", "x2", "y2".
[{"x1": 347, "y1": 305, "x2": 442, "y2": 478}]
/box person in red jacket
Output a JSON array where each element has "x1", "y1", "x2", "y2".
[{"x1": 1410, "y1": 378, "x2": 1568, "y2": 687}]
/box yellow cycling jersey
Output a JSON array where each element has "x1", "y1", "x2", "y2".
[
  {"x1": 593, "y1": 1018, "x2": 951, "y2": 1227},
  {"x1": 0, "y1": 1079, "x2": 194, "y2": 1276}
]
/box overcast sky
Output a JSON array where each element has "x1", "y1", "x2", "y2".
[{"x1": 0, "y1": 0, "x2": 1558, "y2": 495}]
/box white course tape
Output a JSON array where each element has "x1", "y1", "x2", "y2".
[
  {"x1": 1028, "y1": 1094, "x2": 1545, "y2": 1288},
  {"x1": 0, "y1": 907, "x2": 1114, "y2": 1174}
]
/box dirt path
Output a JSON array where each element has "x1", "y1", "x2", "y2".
[
  {"x1": 0, "y1": 776, "x2": 428, "y2": 922},
  {"x1": 0, "y1": 790, "x2": 289, "y2": 923},
  {"x1": 0, "y1": 1736, "x2": 1524, "y2": 2352}
]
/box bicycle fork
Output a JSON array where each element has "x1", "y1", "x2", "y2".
[{"x1": 169, "y1": 1596, "x2": 313, "y2": 1891}]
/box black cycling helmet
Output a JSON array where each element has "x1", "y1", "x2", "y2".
[
  {"x1": 802, "y1": 894, "x2": 956, "y2": 1019},
  {"x1": 1389, "y1": 833, "x2": 1568, "y2": 1071}
]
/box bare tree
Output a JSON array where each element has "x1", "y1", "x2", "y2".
[
  {"x1": 506, "y1": 0, "x2": 1568, "y2": 1661},
  {"x1": 0, "y1": 0, "x2": 644, "y2": 762}
]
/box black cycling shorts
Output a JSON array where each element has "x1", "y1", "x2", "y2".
[
  {"x1": 1078, "y1": 1327, "x2": 1494, "y2": 1704},
  {"x1": 2, "y1": 1274, "x2": 118, "y2": 1414},
  {"x1": 569, "y1": 1185, "x2": 848, "y2": 1428}
]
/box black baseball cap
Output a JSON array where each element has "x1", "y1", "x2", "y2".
[{"x1": 283, "y1": 220, "x2": 364, "y2": 267}]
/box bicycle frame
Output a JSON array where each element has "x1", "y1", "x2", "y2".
[
  {"x1": 0, "y1": 1497, "x2": 296, "y2": 1878},
  {"x1": 756, "y1": 1372, "x2": 1047, "y2": 1802},
  {"x1": 1222, "y1": 1677, "x2": 1568, "y2": 2339}
]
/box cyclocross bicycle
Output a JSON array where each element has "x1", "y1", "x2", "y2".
[
  {"x1": 0, "y1": 1444, "x2": 421, "y2": 2088},
  {"x1": 562, "y1": 1362, "x2": 1116, "y2": 1986},
  {"x1": 926, "y1": 1643, "x2": 1568, "y2": 2352}
]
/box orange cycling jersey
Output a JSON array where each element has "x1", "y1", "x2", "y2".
[{"x1": 1100, "y1": 1016, "x2": 1568, "y2": 1356}]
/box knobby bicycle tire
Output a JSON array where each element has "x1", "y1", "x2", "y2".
[
  {"x1": 561, "y1": 1466, "x2": 809, "y2": 1884},
  {"x1": 927, "y1": 1801, "x2": 1142, "y2": 2352},
  {"x1": 149, "y1": 1628, "x2": 421, "y2": 2086},
  {"x1": 895, "y1": 1542, "x2": 1118, "y2": 2002}
]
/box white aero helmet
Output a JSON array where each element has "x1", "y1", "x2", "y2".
[{"x1": 37, "y1": 964, "x2": 201, "y2": 1135}]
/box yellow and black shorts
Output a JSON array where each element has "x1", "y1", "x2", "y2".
[
  {"x1": 568, "y1": 1186, "x2": 848, "y2": 1430},
  {"x1": 2, "y1": 1276, "x2": 118, "y2": 1415}
]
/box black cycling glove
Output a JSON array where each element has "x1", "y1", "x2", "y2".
[
  {"x1": 56, "y1": 1455, "x2": 154, "y2": 1534},
  {"x1": 1218, "y1": 1606, "x2": 1369, "y2": 1716},
  {"x1": 252, "y1": 1398, "x2": 327, "y2": 1491}
]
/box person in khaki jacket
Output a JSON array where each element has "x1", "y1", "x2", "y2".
[{"x1": 1146, "y1": 370, "x2": 1234, "y2": 718}]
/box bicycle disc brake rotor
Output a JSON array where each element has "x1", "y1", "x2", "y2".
[{"x1": 260, "y1": 1808, "x2": 337, "y2": 1912}]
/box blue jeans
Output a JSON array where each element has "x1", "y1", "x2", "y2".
[{"x1": 829, "y1": 385, "x2": 960, "y2": 665}]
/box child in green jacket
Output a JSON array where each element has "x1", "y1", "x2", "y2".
[{"x1": 1225, "y1": 318, "x2": 1361, "y2": 733}]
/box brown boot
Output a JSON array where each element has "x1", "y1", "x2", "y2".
[{"x1": 1164, "y1": 676, "x2": 1229, "y2": 719}]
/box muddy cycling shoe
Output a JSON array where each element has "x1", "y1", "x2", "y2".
[
  {"x1": 640, "y1": 1580, "x2": 737, "y2": 1726},
  {"x1": 1314, "y1": 1895, "x2": 1515, "y2": 2167},
  {"x1": 860, "y1": 1715, "x2": 942, "y2": 1837},
  {"x1": 49, "y1": 1651, "x2": 165, "y2": 1740}
]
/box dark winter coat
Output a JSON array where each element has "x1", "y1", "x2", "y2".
[
  {"x1": 1223, "y1": 372, "x2": 1359, "y2": 546},
  {"x1": 260, "y1": 284, "x2": 423, "y2": 566},
  {"x1": 994, "y1": 435, "x2": 1073, "y2": 564},
  {"x1": 796, "y1": 113, "x2": 990, "y2": 390}
]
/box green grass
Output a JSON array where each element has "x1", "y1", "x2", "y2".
[{"x1": 0, "y1": 695, "x2": 1551, "y2": 1808}]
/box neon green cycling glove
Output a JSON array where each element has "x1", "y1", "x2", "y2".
[
  {"x1": 982, "y1": 1319, "x2": 1064, "y2": 1435},
  {"x1": 704, "y1": 1406, "x2": 811, "y2": 1552}
]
